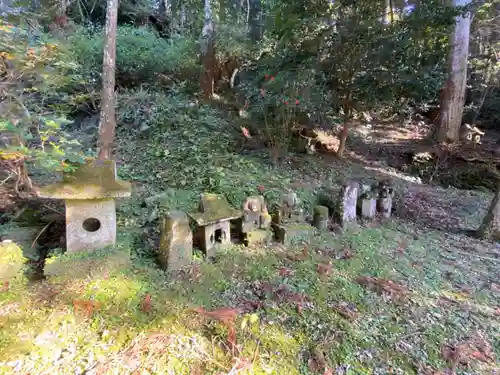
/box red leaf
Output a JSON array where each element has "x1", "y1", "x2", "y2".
[
  {"x1": 73, "y1": 299, "x2": 100, "y2": 319},
  {"x1": 141, "y1": 294, "x2": 152, "y2": 313},
  {"x1": 257, "y1": 185, "x2": 265, "y2": 193},
  {"x1": 278, "y1": 267, "x2": 293, "y2": 277},
  {"x1": 241, "y1": 127, "x2": 252, "y2": 139}
]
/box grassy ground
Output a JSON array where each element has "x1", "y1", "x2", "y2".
[
  {"x1": 1, "y1": 213, "x2": 499, "y2": 374},
  {"x1": 1, "y1": 93, "x2": 499, "y2": 374}
]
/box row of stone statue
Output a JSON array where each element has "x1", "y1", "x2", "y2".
[{"x1": 158, "y1": 180, "x2": 394, "y2": 272}]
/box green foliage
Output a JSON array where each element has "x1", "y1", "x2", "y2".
[
  {"x1": 69, "y1": 25, "x2": 199, "y2": 87},
  {"x1": 0, "y1": 20, "x2": 85, "y2": 175},
  {"x1": 261, "y1": 0, "x2": 457, "y2": 120}
]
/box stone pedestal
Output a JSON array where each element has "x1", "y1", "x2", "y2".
[
  {"x1": 361, "y1": 198, "x2": 377, "y2": 219},
  {"x1": 159, "y1": 211, "x2": 193, "y2": 271},
  {"x1": 38, "y1": 160, "x2": 131, "y2": 253},
  {"x1": 274, "y1": 223, "x2": 314, "y2": 246},
  {"x1": 245, "y1": 229, "x2": 273, "y2": 246},
  {"x1": 272, "y1": 192, "x2": 314, "y2": 245}
]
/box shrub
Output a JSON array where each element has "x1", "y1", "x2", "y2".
[
  {"x1": 0, "y1": 20, "x2": 86, "y2": 190},
  {"x1": 69, "y1": 25, "x2": 199, "y2": 87}
]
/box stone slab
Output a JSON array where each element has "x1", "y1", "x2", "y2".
[
  {"x1": 273, "y1": 223, "x2": 314, "y2": 246},
  {"x1": 158, "y1": 211, "x2": 193, "y2": 272}
]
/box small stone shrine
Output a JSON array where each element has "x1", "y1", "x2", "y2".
[
  {"x1": 38, "y1": 160, "x2": 131, "y2": 253},
  {"x1": 272, "y1": 192, "x2": 314, "y2": 245},
  {"x1": 187, "y1": 193, "x2": 242, "y2": 258},
  {"x1": 241, "y1": 195, "x2": 273, "y2": 245},
  {"x1": 158, "y1": 211, "x2": 193, "y2": 272},
  {"x1": 338, "y1": 181, "x2": 359, "y2": 227}
]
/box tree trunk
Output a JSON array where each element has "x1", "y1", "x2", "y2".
[
  {"x1": 337, "y1": 107, "x2": 351, "y2": 157},
  {"x1": 97, "y1": 0, "x2": 119, "y2": 160},
  {"x1": 435, "y1": 0, "x2": 471, "y2": 143},
  {"x1": 200, "y1": 0, "x2": 216, "y2": 99},
  {"x1": 477, "y1": 183, "x2": 500, "y2": 241},
  {"x1": 248, "y1": 0, "x2": 262, "y2": 42}
]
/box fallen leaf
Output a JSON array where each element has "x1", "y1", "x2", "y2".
[
  {"x1": 278, "y1": 267, "x2": 294, "y2": 277},
  {"x1": 287, "y1": 247, "x2": 309, "y2": 261},
  {"x1": 308, "y1": 346, "x2": 328, "y2": 374},
  {"x1": 228, "y1": 324, "x2": 237, "y2": 352},
  {"x1": 317, "y1": 263, "x2": 332, "y2": 277},
  {"x1": 341, "y1": 246, "x2": 354, "y2": 259},
  {"x1": 356, "y1": 276, "x2": 408, "y2": 298},
  {"x1": 141, "y1": 294, "x2": 152, "y2": 313},
  {"x1": 0, "y1": 281, "x2": 8, "y2": 292},
  {"x1": 73, "y1": 299, "x2": 100, "y2": 319},
  {"x1": 239, "y1": 299, "x2": 264, "y2": 313},
  {"x1": 192, "y1": 307, "x2": 243, "y2": 324},
  {"x1": 332, "y1": 302, "x2": 358, "y2": 321},
  {"x1": 396, "y1": 239, "x2": 407, "y2": 256}
]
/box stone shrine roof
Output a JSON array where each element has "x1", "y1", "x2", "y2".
[
  {"x1": 37, "y1": 160, "x2": 132, "y2": 200},
  {"x1": 187, "y1": 193, "x2": 242, "y2": 226}
]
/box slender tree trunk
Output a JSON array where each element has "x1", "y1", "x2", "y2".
[
  {"x1": 435, "y1": 0, "x2": 471, "y2": 143},
  {"x1": 200, "y1": 0, "x2": 216, "y2": 98},
  {"x1": 248, "y1": 0, "x2": 262, "y2": 41},
  {"x1": 384, "y1": 0, "x2": 392, "y2": 24},
  {"x1": 477, "y1": 183, "x2": 500, "y2": 241},
  {"x1": 337, "y1": 106, "x2": 351, "y2": 157},
  {"x1": 97, "y1": 0, "x2": 119, "y2": 160}
]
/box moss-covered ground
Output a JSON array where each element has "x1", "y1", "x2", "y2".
[{"x1": 1, "y1": 93, "x2": 499, "y2": 374}]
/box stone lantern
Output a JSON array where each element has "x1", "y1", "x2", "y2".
[{"x1": 38, "y1": 160, "x2": 131, "y2": 253}]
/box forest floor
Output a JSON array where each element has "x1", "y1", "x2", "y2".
[{"x1": 1, "y1": 99, "x2": 500, "y2": 375}]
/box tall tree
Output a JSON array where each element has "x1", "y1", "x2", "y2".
[
  {"x1": 477, "y1": 181, "x2": 500, "y2": 241},
  {"x1": 200, "y1": 0, "x2": 216, "y2": 98},
  {"x1": 435, "y1": 0, "x2": 472, "y2": 143},
  {"x1": 97, "y1": 0, "x2": 119, "y2": 160},
  {"x1": 248, "y1": 0, "x2": 263, "y2": 41}
]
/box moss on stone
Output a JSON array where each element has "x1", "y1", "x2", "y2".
[
  {"x1": 188, "y1": 193, "x2": 242, "y2": 226},
  {"x1": 38, "y1": 160, "x2": 131, "y2": 200}
]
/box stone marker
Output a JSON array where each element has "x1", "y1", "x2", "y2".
[
  {"x1": 187, "y1": 193, "x2": 242, "y2": 258},
  {"x1": 38, "y1": 160, "x2": 131, "y2": 253},
  {"x1": 361, "y1": 198, "x2": 377, "y2": 219},
  {"x1": 272, "y1": 192, "x2": 314, "y2": 245},
  {"x1": 241, "y1": 195, "x2": 273, "y2": 245},
  {"x1": 339, "y1": 181, "x2": 359, "y2": 227},
  {"x1": 313, "y1": 205, "x2": 329, "y2": 230},
  {"x1": 158, "y1": 211, "x2": 193, "y2": 272}
]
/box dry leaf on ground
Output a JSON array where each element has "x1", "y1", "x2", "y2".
[
  {"x1": 356, "y1": 276, "x2": 408, "y2": 298},
  {"x1": 140, "y1": 294, "x2": 152, "y2": 313}
]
